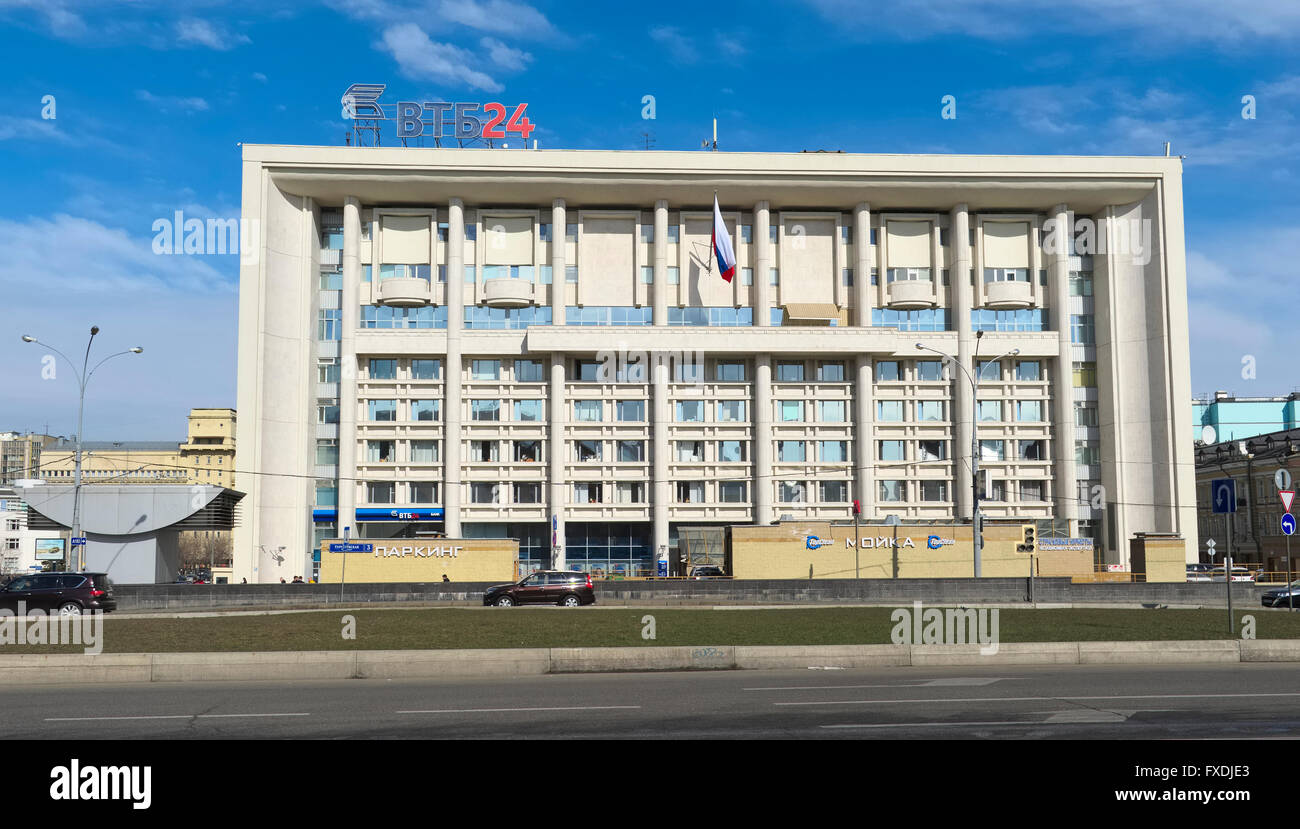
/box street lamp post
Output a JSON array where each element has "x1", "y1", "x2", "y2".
[
  {"x1": 916, "y1": 332, "x2": 1020, "y2": 578},
  {"x1": 22, "y1": 328, "x2": 143, "y2": 572}
]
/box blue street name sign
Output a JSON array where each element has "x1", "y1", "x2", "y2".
[{"x1": 329, "y1": 543, "x2": 374, "y2": 553}]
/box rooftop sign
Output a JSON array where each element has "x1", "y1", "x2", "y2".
[{"x1": 342, "y1": 84, "x2": 535, "y2": 143}]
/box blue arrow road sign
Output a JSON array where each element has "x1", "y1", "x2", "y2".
[
  {"x1": 1212, "y1": 478, "x2": 1237, "y2": 514},
  {"x1": 1283, "y1": 514, "x2": 1296, "y2": 536}
]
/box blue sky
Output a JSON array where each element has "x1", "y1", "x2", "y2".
[{"x1": 0, "y1": 0, "x2": 1297, "y2": 439}]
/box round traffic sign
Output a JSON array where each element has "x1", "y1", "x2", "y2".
[
  {"x1": 1278, "y1": 469, "x2": 1293, "y2": 491},
  {"x1": 1283, "y1": 514, "x2": 1297, "y2": 536}
]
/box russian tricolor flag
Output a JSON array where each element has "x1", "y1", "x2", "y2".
[{"x1": 711, "y1": 195, "x2": 736, "y2": 283}]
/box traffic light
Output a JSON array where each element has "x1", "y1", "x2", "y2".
[
  {"x1": 852, "y1": 499, "x2": 861, "y2": 516},
  {"x1": 1017, "y1": 525, "x2": 1036, "y2": 554}
]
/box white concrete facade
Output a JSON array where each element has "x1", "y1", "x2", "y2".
[{"x1": 234, "y1": 146, "x2": 1195, "y2": 581}]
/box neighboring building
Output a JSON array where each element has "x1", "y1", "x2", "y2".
[
  {"x1": 1191, "y1": 391, "x2": 1300, "y2": 446},
  {"x1": 39, "y1": 408, "x2": 236, "y2": 488},
  {"x1": 0, "y1": 486, "x2": 55, "y2": 576},
  {"x1": 1194, "y1": 428, "x2": 1300, "y2": 574},
  {"x1": 236, "y1": 146, "x2": 1195, "y2": 582},
  {"x1": 0, "y1": 432, "x2": 45, "y2": 485}
]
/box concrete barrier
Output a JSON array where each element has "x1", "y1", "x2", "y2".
[
  {"x1": 910, "y1": 642, "x2": 1080, "y2": 667},
  {"x1": 1240, "y1": 639, "x2": 1300, "y2": 662},
  {"x1": 549, "y1": 645, "x2": 735, "y2": 672},
  {"x1": 356, "y1": 648, "x2": 548, "y2": 679},
  {"x1": 1077, "y1": 639, "x2": 1241, "y2": 665},
  {"x1": 150, "y1": 650, "x2": 358, "y2": 683},
  {"x1": 0, "y1": 653, "x2": 153, "y2": 685},
  {"x1": 735, "y1": 644, "x2": 911, "y2": 670}
]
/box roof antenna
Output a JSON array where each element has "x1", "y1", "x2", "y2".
[{"x1": 1164, "y1": 141, "x2": 1171, "y2": 156}]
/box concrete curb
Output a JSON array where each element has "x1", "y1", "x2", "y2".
[{"x1": 0, "y1": 639, "x2": 1297, "y2": 685}]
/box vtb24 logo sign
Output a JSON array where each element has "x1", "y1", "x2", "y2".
[{"x1": 342, "y1": 84, "x2": 535, "y2": 142}]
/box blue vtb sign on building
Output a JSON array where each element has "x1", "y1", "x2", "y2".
[{"x1": 1211, "y1": 478, "x2": 1237, "y2": 514}]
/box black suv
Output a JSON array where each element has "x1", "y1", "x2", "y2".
[
  {"x1": 483, "y1": 571, "x2": 595, "y2": 607},
  {"x1": 0, "y1": 572, "x2": 117, "y2": 615}
]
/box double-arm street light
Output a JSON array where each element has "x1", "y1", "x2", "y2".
[
  {"x1": 21, "y1": 327, "x2": 143, "y2": 572},
  {"x1": 916, "y1": 331, "x2": 1020, "y2": 578}
]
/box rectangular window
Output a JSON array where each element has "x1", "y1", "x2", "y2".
[
  {"x1": 318, "y1": 360, "x2": 340, "y2": 384},
  {"x1": 640, "y1": 224, "x2": 654, "y2": 244},
  {"x1": 318, "y1": 309, "x2": 342, "y2": 341},
  {"x1": 464, "y1": 224, "x2": 477, "y2": 242},
  {"x1": 368, "y1": 400, "x2": 397, "y2": 422},
  {"x1": 920, "y1": 480, "x2": 948, "y2": 502},
  {"x1": 365, "y1": 441, "x2": 395, "y2": 463},
  {"x1": 818, "y1": 362, "x2": 845, "y2": 382},
  {"x1": 317, "y1": 401, "x2": 340, "y2": 425},
  {"x1": 410, "y1": 440, "x2": 439, "y2": 463},
  {"x1": 977, "y1": 401, "x2": 1001, "y2": 421},
  {"x1": 877, "y1": 400, "x2": 904, "y2": 422},
  {"x1": 819, "y1": 440, "x2": 848, "y2": 462},
  {"x1": 666, "y1": 225, "x2": 679, "y2": 243},
  {"x1": 315, "y1": 483, "x2": 337, "y2": 507},
  {"x1": 616, "y1": 399, "x2": 645, "y2": 422},
  {"x1": 1075, "y1": 403, "x2": 1099, "y2": 427},
  {"x1": 368, "y1": 358, "x2": 397, "y2": 380},
  {"x1": 841, "y1": 268, "x2": 854, "y2": 287},
  {"x1": 916, "y1": 360, "x2": 944, "y2": 382},
  {"x1": 876, "y1": 361, "x2": 900, "y2": 382},
  {"x1": 1071, "y1": 314, "x2": 1095, "y2": 345},
  {"x1": 667, "y1": 266, "x2": 680, "y2": 285},
  {"x1": 540, "y1": 265, "x2": 553, "y2": 284},
  {"x1": 469, "y1": 440, "x2": 499, "y2": 463},
  {"x1": 676, "y1": 481, "x2": 705, "y2": 503},
  {"x1": 776, "y1": 362, "x2": 804, "y2": 382},
  {"x1": 769, "y1": 268, "x2": 779, "y2": 286},
  {"x1": 1073, "y1": 361, "x2": 1097, "y2": 387},
  {"x1": 918, "y1": 440, "x2": 947, "y2": 461},
  {"x1": 1069, "y1": 272, "x2": 1094, "y2": 296},
  {"x1": 614, "y1": 482, "x2": 645, "y2": 504},
  {"x1": 574, "y1": 359, "x2": 601, "y2": 382},
  {"x1": 716, "y1": 361, "x2": 747, "y2": 382},
  {"x1": 1016, "y1": 400, "x2": 1042, "y2": 422},
  {"x1": 818, "y1": 400, "x2": 846, "y2": 422},
  {"x1": 676, "y1": 401, "x2": 704, "y2": 422},
  {"x1": 538, "y1": 222, "x2": 551, "y2": 242},
  {"x1": 718, "y1": 400, "x2": 747, "y2": 422},
  {"x1": 778, "y1": 440, "x2": 806, "y2": 462},
  {"x1": 718, "y1": 440, "x2": 747, "y2": 462},
  {"x1": 719, "y1": 481, "x2": 747, "y2": 503},
  {"x1": 512, "y1": 483, "x2": 541, "y2": 504},
  {"x1": 778, "y1": 481, "x2": 806, "y2": 503},
  {"x1": 976, "y1": 360, "x2": 1002, "y2": 381},
  {"x1": 367, "y1": 482, "x2": 395, "y2": 504},
  {"x1": 471, "y1": 399, "x2": 500, "y2": 421},
  {"x1": 916, "y1": 401, "x2": 944, "y2": 422},
  {"x1": 574, "y1": 482, "x2": 602, "y2": 504},
  {"x1": 770, "y1": 308, "x2": 784, "y2": 326},
  {"x1": 565, "y1": 222, "x2": 577, "y2": 242},
  {"x1": 411, "y1": 399, "x2": 440, "y2": 421},
  {"x1": 565, "y1": 265, "x2": 578, "y2": 283},
  {"x1": 471, "y1": 359, "x2": 500, "y2": 381},
  {"x1": 411, "y1": 359, "x2": 441, "y2": 380},
  {"x1": 315, "y1": 440, "x2": 338, "y2": 465},
  {"x1": 820, "y1": 481, "x2": 849, "y2": 502},
  {"x1": 1019, "y1": 480, "x2": 1044, "y2": 502},
  {"x1": 676, "y1": 440, "x2": 704, "y2": 463},
  {"x1": 1020, "y1": 439, "x2": 1045, "y2": 461},
  {"x1": 617, "y1": 440, "x2": 645, "y2": 463},
  {"x1": 574, "y1": 400, "x2": 603, "y2": 422},
  {"x1": 641, "y1": 266, "x2": 654, "y2": 284},
  {"x1": 878, "y1": 440, "x2": 905, "y2": 461},
  {"x1": 979, "y1": 439, "x2": 1005, "y2": 461},
  {"x1": 778, "y1": 400, "x2": 805, "y2": 422},
  {"x1": 514, "y1": 440, "x2": 541, "y2": 463},
  {"x1": 514, "y1": 359, "x2": 544, "y2": 382},
  {"x1": 741, "y1": 267, "x2": 753, "y2": 286},
  {"x1": 879, "y1": 480, "x2": 905, "y2": 502},
  {"x1": 1075, "y1": 441, "x2": 1100, "y2": 466},
  {"x1": 470, "y1": 482, "x2": 499, "y2": 504},
  {"x1": 514, "y1": 400, "x2": 543, "y2": 421},
  {"x1": 575, "y1": 440, "x2": 602, "y2": 462}
]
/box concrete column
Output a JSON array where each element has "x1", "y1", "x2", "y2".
[
  {"x1": 854, "y1": 203, "x2": 872, "y2": 326},
  {"x1": 549, "y1": 354, "x2": 567, "y2": 569},
  {"x1": 653, "y1": 200, "x2": 668, "y2": 326},
  {"x1": 1049, "y1": 203, "x2": 1080, "y2": 534},
  {"x1": 444, "y1": 198, "x2": 464, "y2": 538},
  {"x1": 754, "y1": 355, "x2": 773, "y2": 524},
  {"x1": 951, "y1": 203, "x2": 974, "y2": 522},
  {"x1": 754, "y1": 201, "x2": 772, "y2": 326},
  {"x1": 551, "y1": 199, "x2": 566, "y2": 327},
  {"x1": 652, "y1": 354, "x2": 670, "y2": 564},
  {"x1": 854, "y1": 357, "x2": 874, "y2": 518},
  {"x1": 338, "y1": 197, "x2": 361, "y2": 540}
]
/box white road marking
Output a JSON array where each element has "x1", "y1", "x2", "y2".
[
  {"x1": 745, "y1": 678, "x2": 1015, "y2": 691},
  {"x1": 45, "y1": 713, "x2": 310, "y2": 722},
  {"x1": 396, "y1": 705, "x2": 641, "y2": 714},
  {"x1": 777, "y1": 692, "x2": 1300, "y2": 707}
]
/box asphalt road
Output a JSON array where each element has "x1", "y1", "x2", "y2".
[{"x1": 4, "y1": 663, "x2": 1300, "y2": 739}]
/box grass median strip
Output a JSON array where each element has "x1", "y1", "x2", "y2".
[{"x1": 2, "y1": 607, "x2": 1299, "y2": 654}]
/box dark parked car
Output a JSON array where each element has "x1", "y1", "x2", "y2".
[
  {"x1": 1262, "y1": 581, "x2": 1300, "y2": 608},
  {"x1": 0, "y1": 572, "x2": 117, "y2": 615},
  {"x1": 689, "y1": 565, "x2": 730, "y2": 579},
  {"x1": 483, "y1": 571, "x2": 595, "y2": 607}
]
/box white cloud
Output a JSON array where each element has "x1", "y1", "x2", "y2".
[
  {"x1": 0, "y1": 116, "x2": 76, "y2": 143},
  {"x1": 438, "y1": 0, "x2": 556, "y2": 38},
  {"x1": 136, "y1": 90, "x2": 211, "y2": 113},
  {"x1": 803, "y1": 0, "x2": 1300, "y2": 44},
  {"x1": 378, "y1": 23, "x2": 502, "y2": 92},
  {"x1": 481, "y1": 36, "x2": 530, "y2": 70},
  {"x1": 174, "y1": 17, "x2": 250, "y2": 50},
  {"x1": 252, "y1": 72, "x2": 268, "y2": 82}
]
